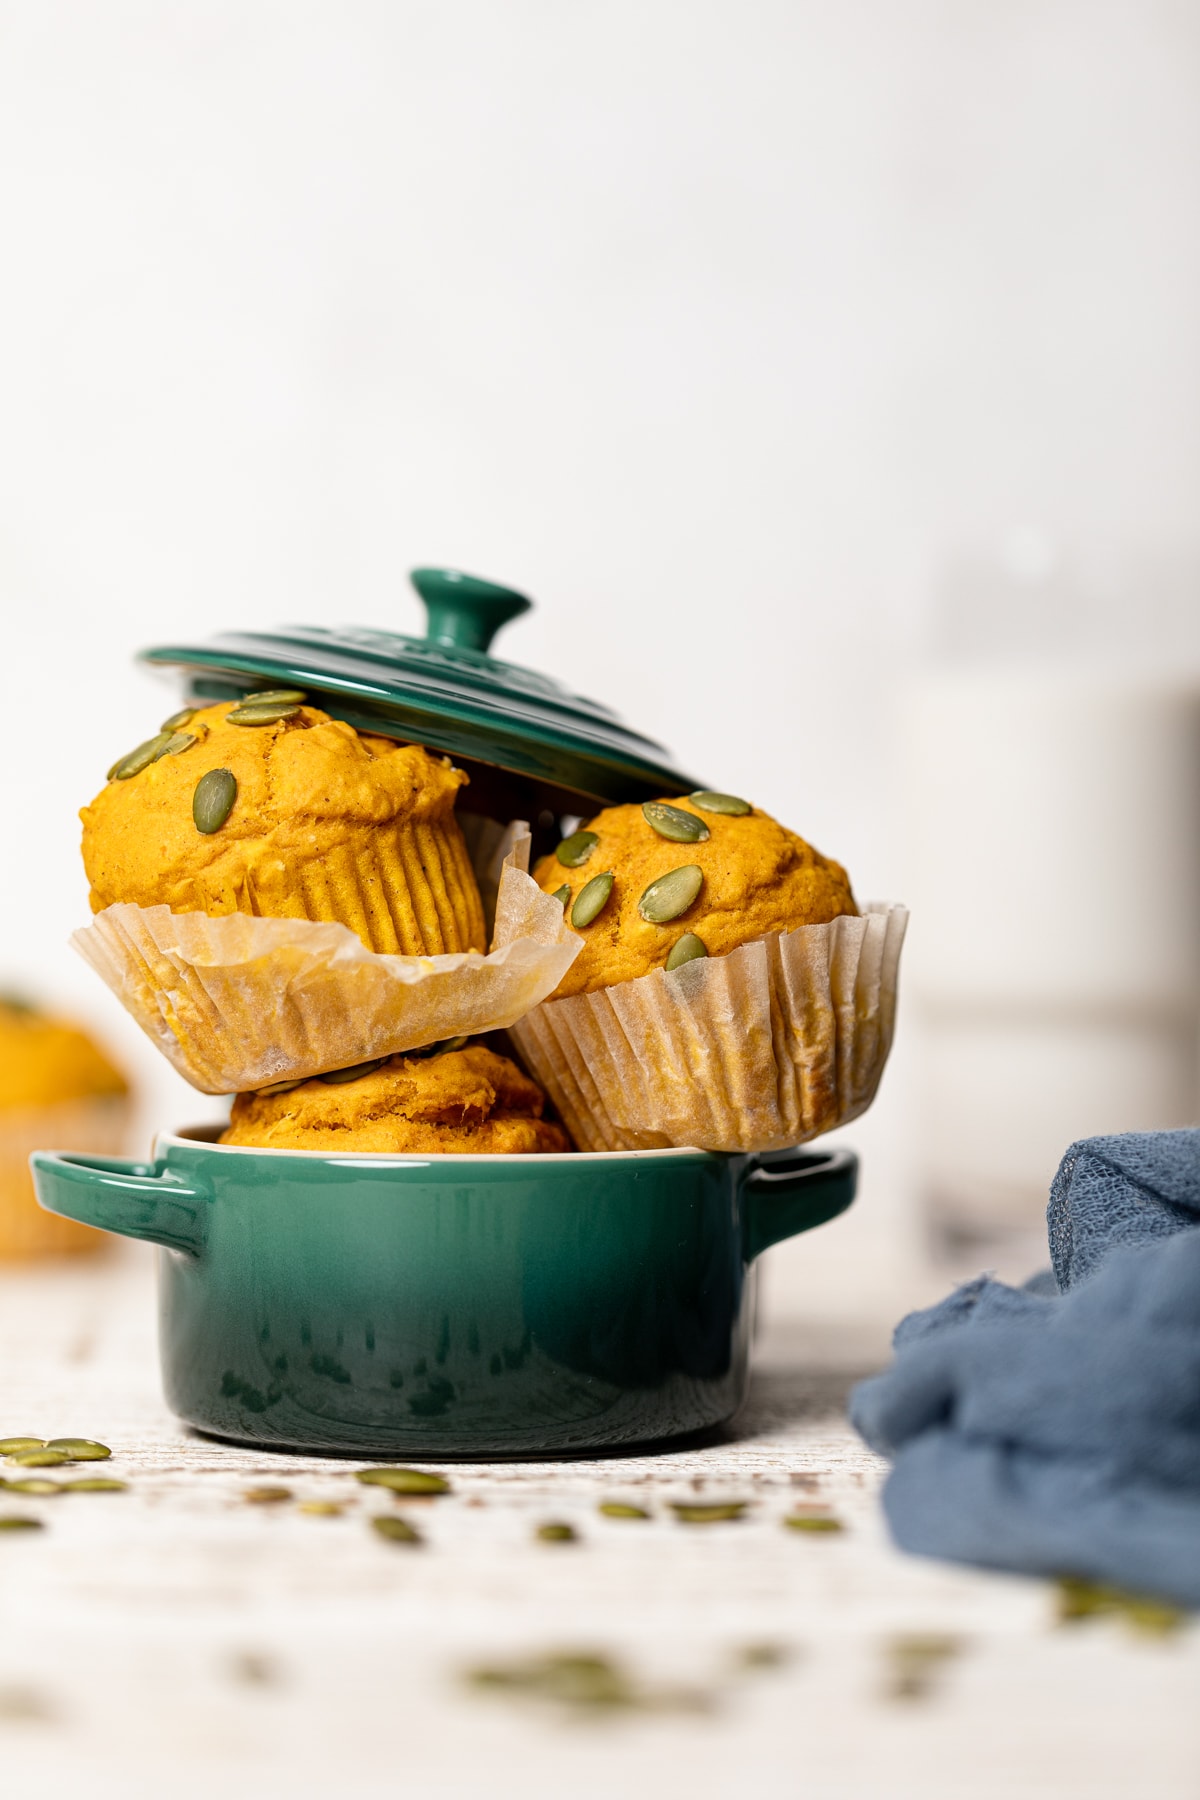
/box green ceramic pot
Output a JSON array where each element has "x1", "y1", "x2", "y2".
[{"x1": 31, "y1": 1135, "x2": 856, "y2": 1459}]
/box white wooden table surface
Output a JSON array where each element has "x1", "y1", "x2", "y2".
[{"x1": 1, "y1": 1244, "x2": 1196, "y2": 1800}]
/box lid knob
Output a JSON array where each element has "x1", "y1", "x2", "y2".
[{"x1": 410, "y1": 567, "x2": 533, "y2": 656}]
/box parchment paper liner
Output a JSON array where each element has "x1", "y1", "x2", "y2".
[
  {"x1": 71, "y1": 833, "x2": 581, "y2": 1095},
  {"x1": 1, "y1": 1094, "x2": 130, "y2": 1257},
  {"x1": 506, "y1": 902, "x2": 907, "y2": 1154}
]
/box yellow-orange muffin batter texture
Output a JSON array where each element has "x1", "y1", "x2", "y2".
[
  {"x1": 533, "y1": 796, "x2": 857, "y2": 999},
  {"x1": 221, "y1": 1043, "x2": 570, "y2": 1155},
  {"x1": 81, "y1": 703, "x2": 486, "y2": 957}
]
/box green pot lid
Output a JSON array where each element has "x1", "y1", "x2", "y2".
[{"x1": 141, "y1": 569, "x2": 699, "y2": 811}]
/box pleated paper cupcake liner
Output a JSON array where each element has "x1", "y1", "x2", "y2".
[
  {"x1": 0, "y1": 1095, "x2": 131, "y2": 1258},
  {"x1": 71, "y1": 834, "x2": 581, "y2": 1095},
  {"x1": 507, "y1": 902, "x2": 907, "y2": 1154}
]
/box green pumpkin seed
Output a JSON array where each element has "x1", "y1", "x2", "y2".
[
  {"x1": 689, "y1": 790, "x2": 751, "y2": 816},
  {"x1": 64, "y1": 1479, "x2": 128, "y2": 1494},
  {"x1": 320, "y1": 1059, "x2": 386, "y2": 1085},
  {"x1": 597, "y1": 1502, "x2": 650, "y2": 1520},
  {"x1": 372, "y1": 1515, "x2": 423, "y2": 1545},
  {"x1": 551, "y1": 884, "x2": 571, "y2": 907},
  {"x1": 193, "y1": 768, "x2": 238, "y2": 834},
  {"x1": 45, "y1": 1439, "x2": 111, "y2": 1461},
  {"x1": 665, "y1": 933, "x2": 708, "y2": 972},
  {"x1": 255, "y1": 1078, "x2": 306, "y2": 1097},
  {"x1": 356, "y1": 1467, "x2": 451, "y2": 1494},
  {"x1": 638, "y1": 865, "x2": 703, "y2": 925},
  {"x1": 244, "y1": 689, "x2": 307, "y2": 706},
  {"x1": 0, "y1": 1517, "x2": 43, "y2": 1532},
  {"x1": 6, "y1": 1479, "x2": 65, "y2": 1496},
  {"x1": 4, "y1": 1450, "x2": 68, "y2": 1469},
  {"x1": 783, "y1": 1512, "x2": 844, "y2": 1533},
  {"x1": 111, "y1": 733, "x2": 174, "y2": 780},
  {"x1": 536, "y1": 1522, "x2": 577, "y2": 1543},
  {"x1": 160, "y1": 730, "x2": 198, "y2": 757},
  {"x1": 555, "y1": 830, "x2": 599, "y2": 869},
  {"x1": 410, "y1": 1035, "x2": 469, "y2": 1059},
  {"x1": 243, "y1": 1485, "x2": 292, "y2": 1504},
  {"x1": 670, "y1": 1501, "x2": 747, "y2": 1524},
  {"x1": 571, "y1": 871, "x2": 614, "y2": 929},
  {"x1": 642, "y1": 801, "x2": 710, "y2": 844},
  {"x1": 226, "y1": 703, "x2": 301, "y2": 726},
  {"x1": 297, "y1": 1500, "x2": 344, "y2": 1516},
  {"x1": 160, "y1": 707, "x2": 196, "y2": 732},
  {"x1": 0, "y1": 1439, "x2": 44, "y2": 1454}
]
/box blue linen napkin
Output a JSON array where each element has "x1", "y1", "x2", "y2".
[{"x1": 849, "y1": 1130, "x2": 1200, "y2": 1606}]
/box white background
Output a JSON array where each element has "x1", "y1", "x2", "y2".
[{"x1": 2, "y1": 2, "x2": 1198, "y2": 1311}]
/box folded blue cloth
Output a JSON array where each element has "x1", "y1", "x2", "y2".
[{"x1": 850, "y1": 1130, "x2": 1200, "y2": 1606}]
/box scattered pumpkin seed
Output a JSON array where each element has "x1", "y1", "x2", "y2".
[
  {"x1": 193, "y1": 768, "x2": 237, "y2": 834},
  {"x1": 735, "y1": 1643, "x2": 791, "y2": 1670},
  {"x1": 0, "y1": 1517, "x2": 43, "y2": 1533},
  {"x1": 597, "y1": 1502, "x2": 650, "y2": 1520},
  {"x1": 6, "y1": 1479, "x2": 65, "y2": 1496},
  {"x1": 883, "y1": 1632, "x2": 965, "y2": 1700},
  {"x1": 160, "y1": 707, "x2": 196, "y2": 732},
  {"x1": 372, "y1": 1515, "x2": 423, "y2": 1545},
  {"x1": 571, "y1": 871, "x2": 614, "y2": 929},
  {"x1": 255, "y1": 1078, "x2": 306, "y2": 1097},
  {"x1": 319, "y1": 1059, "x2": 386, "y2": 1085},
  {"x1": 689, "y1": 790, "x2": 751, "y2": 816},
  {"x1": 45, "y1": 1438, "x2": 111, "y2": 1461},
  {"x1": 243, "y1": 1485, "x2": 293, "y2": 1504},
  {"x1": 551, "y1": 884, "x2": 571, "y2": 907},
  {"x1": 0, "y1": 1439, "x2": 44, "y2": 1454},
  {"x1": 356, "y1": 1467, "x2": 451, "y2": 1494},
  {"x1": 226, "y1": 703, "x2": 301, "y2": 726},
  {"x1": 536, "y1": 1522, "x2": 577, "y2": 1543},
  {"x1": 670, "y1": 1501, "x2": 747, "y2": 1524},
  {"x1": 1055, "y1": 1577, "x2": 1185, "y2": 1636},
  {"x1": 111, "y1": 733, "x2": 173, "y2": 780},
  {"x1": 665, "y1": 932, "x2": 708, "y2": 972},
  {"x1": 555, "y1": 830, "x2": 599, "y2": 869},
  {"x1": 642, "y1": 801, "x2": 710, "y2": 844},
  {"x1": 638, "y1": 865, "x2": 704, "y2": 925},
  {"x1": 64, "y1": 1479, "x2": 127, "y2": 1494},
  {"x1": 4, "y1": 1450, "x2": 69, "y2": 1469},
  {"x1": 243, "y1": 689, "x2": 307, "y2": 706},
  {"x1": 297, "y1": 1501, "x2": 344, "y2": 1517},
  {"x1": 783, "y1": 1511, "x2": 844, "y2": 1533}
]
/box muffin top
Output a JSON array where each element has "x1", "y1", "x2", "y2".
[
  {"x1": 0, "y1": 997, "x2": 127, "y2": 1111},
  {"x1": 533, "y1": 793, "x2": 857, "y2": 998},
  {"x1": 82, "y1": 700, "x2": 471, "y2": 918},
  {"x1": 220, "y1": 1042, "x2": 571, "y2": 1155}
]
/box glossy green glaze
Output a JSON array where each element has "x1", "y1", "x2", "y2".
[
  {"x1": 140, "y1": 568, "x2": 699, "y2": 811},
  {"x1": 31, "y1": 1138, "x2": 855, "y2": 1459}
]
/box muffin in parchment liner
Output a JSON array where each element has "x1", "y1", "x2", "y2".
[
  {"x1": 506, "y1": 903, "x2": 907, "y2": 1154},
  {"x1": 71, "y1": 835, "x2": 580, "y2": 1096},
  {"x1": 1, "y1": 1096, "x2": 131, "y2": 1256}
]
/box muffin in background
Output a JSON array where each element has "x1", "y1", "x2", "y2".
[
  {"x1": 221, "y1": 1041, "x2": 570, "y2": 1156},
  {"x1": 81, "y1": 699, "x2": 486, "y2": 957},
  {"x1": 0, "y1": 996, "x2": 130, "y2": 1257}
]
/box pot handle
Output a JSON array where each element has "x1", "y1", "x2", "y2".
[
  {"x1": 30, "y1": 1152, "x2": 209, "y2": 1257},
  {"x1": 744, "y1": 1146, "x2": 857, "y2": 1261}
]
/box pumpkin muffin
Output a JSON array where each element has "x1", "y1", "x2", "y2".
[
  {"x1": 0, "y1": 996, "x2": 130, "y2": 1257},
  {"x1": 221, "y1": 1041, "x2": 571, "y2": 1155},
  {"x1": 533, "y1": 793, "x2": 857, "y2": 999},
  {"x1": 81, "y1": 697, "x2": 486, "y2": 957}
]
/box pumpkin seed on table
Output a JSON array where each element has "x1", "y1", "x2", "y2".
[
  {"x1": 372, "y1": 1515, "x2": 423, "y2": 1545},
  {"x1": 7, "y1": 1479, "x2": 65, "y2": 1497},
  {"x1": 641, "y1": 801, "x2": 709, "y2": 844},
  {"x1": 571, "y1": 871, "x2": 614, "y2": 929},
  {"x1": 555, "y1": 830, "x2": 599, "y2": 869},
  {"x1": 550, "y1": 884, "x2": 571, "y2": 907},
  {"x1": 4, "y1": 1450, "x2": 69, "y2": 1468},
  {"x1": 45, "y1": 1438, "x2": 111, "y2": 1461},
  {"x1": 0, "y1": 1438, "x2": 44, "y2": 1455},
  {"x1": 225, "y1": 703, "x2": 301, "y2": 726},
  {"x1": 670, "y1": 1501, "x2": 747, "y2": 1524},
  {"x1": 356, "y1": 1467, "x2": 451, "y2": 1495},
  {"x1": 535, "y1": 1522, "x2": 577, "y2": 1543},
  {"x1": 689, "y1": 790, "x2": 751, "y2": 816},
  {"x1": 298, "y1": 1500, "x2": 345, "y2": 1517},
  {"x1": 243, "y1": 1485, "x2": 293, "y2": 1504},
  {"x1": 160, "y1": 707, "x2": 196, "y2": 732},
  {"x1": 638, "y1": 865, "x2": 704, "y2": 925},
  {"x1": 0, "y1": 1517, "x2": 43, "y2": 1533},
  {"x1": 665, "y1": 933, "x2": 708, "y2": 972},
  {"x1": 319, "y1": 1059, "x2": 386, "y2": 1085},
  {"x1": 193, "y1": 768, "x2": 238, "y2": 834},
  {"x1": 597, "y1": 1502, "x2": 650, "y2": 1521},
  {"x1": 64, "y1": 1479, "x2": 127, "y2": 1494},
  {"x1": 783, "y1": 1511, "x2": 844, "y2": 1534}
]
